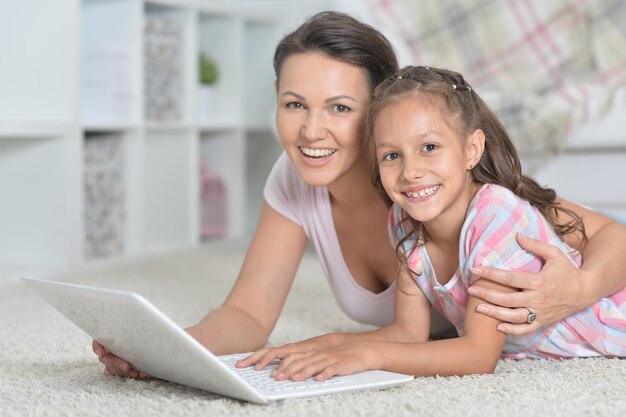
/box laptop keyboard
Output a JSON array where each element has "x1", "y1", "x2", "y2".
[{"x1": 220, "y1": 356, "x2": 346, "y2": 393}]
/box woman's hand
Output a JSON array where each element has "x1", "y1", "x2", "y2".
[
  {"x1": 468, "y1": 234, "x2": 589, "y2": 335},
  {"x1": 92, "y1": 340, "x2": 150, "y2": 379},
  {"x1": 265, "y1": 342, "x2": 380, "y2": 382},
  {"x1": 235, "y1": 333, "x2": 347, "y2": 371}
]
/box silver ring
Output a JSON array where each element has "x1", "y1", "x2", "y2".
[{"x1": 525, "y1": 308, "x2": 537, "y2": 324}]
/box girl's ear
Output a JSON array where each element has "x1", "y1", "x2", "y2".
[{"x1": 466, "y1": 129, "x2": 485, "y2": 170}]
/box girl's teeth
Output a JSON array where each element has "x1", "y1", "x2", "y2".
[
  {"x1": 300, "y1": 147, "x2": 337, "y2": 158},
  {"x1": 406, "y1": 186, "x2": 439, "y2": 198}
]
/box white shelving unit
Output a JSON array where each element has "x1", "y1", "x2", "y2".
[{"x1": 0, "y1": 0, "x2": 326, "y2": 280}]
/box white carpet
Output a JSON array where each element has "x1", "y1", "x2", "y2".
[{"x1": 2, "y1": 241, "x2": 625, "y2": 417}]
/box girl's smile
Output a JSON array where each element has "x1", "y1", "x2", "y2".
[{"x1": 402, "y1": 184, "x2": 441, "y2": 200}]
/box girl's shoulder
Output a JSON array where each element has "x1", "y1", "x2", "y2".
[
  {"x1": 472, "y1": 183, "x2": 523, "y2": 209},
  {"x1": 463, "y1": 184, "x2": 538, "y2": 244},
  {"x1": 388, "y1": 203, "x2": 419, "y2": 245},
  {"x1": 469, "y1": 184, "x2": 533, "y2": 223}
]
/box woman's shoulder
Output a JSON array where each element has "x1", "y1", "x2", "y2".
[
  {"x1": 264, "y1": 152, "x2": 329, "y2": 227},
  {"x1": 265, "y1": 153, "x2": 310, "y2": 197}
]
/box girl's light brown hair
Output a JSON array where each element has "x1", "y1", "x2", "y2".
[{"x1": 367, "y1": 65, "x2": 587, "y2": 256}]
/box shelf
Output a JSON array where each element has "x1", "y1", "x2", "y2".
[
  {"x1": 144, "y1": 2, "x2": 194, "y2": 125},
  {"x1": 197, "y1": 12, "x2": 241, "y2": 127},
  {"x1": 0, "y1": 0, "x2": 325, "y2": 280},
  {"x1": 83, "y1": 132, "x2": 126, "y2": 259},
  {"x1": 245, "y1": 130, "x2": 282, "y2": 235},
  {"x1": 0, "y1": 1, "x2": 78, "y2": 125},
  {"x1": 81, "y1": 0, "x2": 141, "y2": 126},
  {"x1": 83, "y1": 124, "x2": 141, "y2": 133},
  {"x1": 0, "y1": 122, "x2": 78, "y2": 138},
  {"x1": 0, "y1": 135, "x2": 80, "y2": 273},
  {"x1": 143, "y1": 130, "x2": 197, "y2": 250},
  {"x1": 200, "y1": 130, "x2": 245, "y2": 238},
  {"x1": 244, "y1": 20, "x2": 280, "y2": 129}
]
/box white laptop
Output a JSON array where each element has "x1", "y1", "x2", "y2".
[{"x1": 22, "y1": 277, "x2": 414, "y2": 404}]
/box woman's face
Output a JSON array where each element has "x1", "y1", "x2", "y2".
[{"x1": 275, "y1": 53, "x2": 371, "y2": 187}]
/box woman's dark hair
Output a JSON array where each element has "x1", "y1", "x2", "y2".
[
  {"x1": 366, "y1": 65, "x2": 587, "y2": 257},
  {"x1": 273, "y1": 11, "x2": 399, "y2": 92}
]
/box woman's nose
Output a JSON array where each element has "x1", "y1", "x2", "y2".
[{"x1": 301, "y1": 110, "x2": 327, "y2": 141}]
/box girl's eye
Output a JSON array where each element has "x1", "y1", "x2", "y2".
[
  {"x1": 382, "y1": 152, "x2": 400, "y2": 161},
  {"x1": 331, "y1": 104, "x2": 351, "y2": 113},
  {"x1": 422, "y1": 143, "x2": 438, "y2": 152},
  {"x1": 286, "y1": 102, "x2": 304, "y2": 109}
]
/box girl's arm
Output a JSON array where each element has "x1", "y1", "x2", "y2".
[
  {"x1": 469, "y1": 198, "x2": 626, "y2": 334},
  {"x1": 238, "y1": 265, "x2": 431, "y2": 370},
  {"x1": 267, "y1": 277, "x2": 509, "y2": 381},
  {"x1": 94, "y1": 201, "x2": 309, "y2": 377}
]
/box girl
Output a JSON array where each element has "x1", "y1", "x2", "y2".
[
  {"x1": 240, "y1": 65, "x2": 626, "y2": 380},
  {"x1": 95, "y1": 13, "x2": 626, "y2": 380}
]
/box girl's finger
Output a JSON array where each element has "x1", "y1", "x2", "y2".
[
  {"x1": 277, "y1": 356, "x2": 330, "y2": 381},
  {"x1": 235, "y1": 348, "x2": 268, "y2": 368},
  {"x1": 271, "y1": 351, "x2": 311, "y2": 377}
]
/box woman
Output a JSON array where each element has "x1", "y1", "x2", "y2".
[{"x1": 94, "y1": 11, "x2": 626, "y2": 379}]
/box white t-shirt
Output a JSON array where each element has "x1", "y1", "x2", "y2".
[{"x1": 263, "y1": 153, "x2": 396, "y2": 327}]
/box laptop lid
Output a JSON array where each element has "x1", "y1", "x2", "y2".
[{"x1": 22, "y1": 277, "x2": 265, "y2": 403}]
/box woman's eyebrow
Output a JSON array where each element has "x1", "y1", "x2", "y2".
[{"x1": 280, "y1": 91, "x2": 306, "y2": 100}]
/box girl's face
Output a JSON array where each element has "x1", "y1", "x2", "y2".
[
  {"x1": 275, "y1": 53, "x2": 371, "y2": 188},
  {"x1": 374, "y1": 96, "x2": 482, "y2": 228}
]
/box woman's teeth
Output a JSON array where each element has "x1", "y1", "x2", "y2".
[
  {"x1": 405, "y1": 185, "x2": 440, "y2": 198},
  {"x1": 299, "y1": 147, "x2": 337, "y2": 158}
]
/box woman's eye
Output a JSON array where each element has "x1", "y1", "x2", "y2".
[
  {"x1": 331, "y1": 104, "x2": 351, "y2": 113},
  {"x1": 286, "y1": 102, "x2": 304, "y2": 109},
  {"x1": 382, "y1": 152, "x2": 400, "y2": 161},
  {"x1": 422, "y1": 143, "x2": 438, "y2": 152}
]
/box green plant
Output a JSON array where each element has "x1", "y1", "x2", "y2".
[{"x1": 199, "y1": 53, "x2": 219, "y2": 85}]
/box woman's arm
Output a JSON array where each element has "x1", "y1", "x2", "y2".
[
  {"x1": 468, "y1": 198, "x2": 626, "y2": 334},
  {"x1": 94, "y1": 201, "x2": 309, "y2": 376}
]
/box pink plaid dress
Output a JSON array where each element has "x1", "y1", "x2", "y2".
[{"x1": 389, "y1": 184, "x2": 626, "y2": 359}]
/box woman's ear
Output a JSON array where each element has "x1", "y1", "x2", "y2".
[{"x1": 466, "y1": 129, "x2": 485, "y2": 170}]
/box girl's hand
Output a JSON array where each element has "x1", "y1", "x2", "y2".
[
  {"x1": 468, "y1": 234, "x2": 587, "y2": 335},
  {"x1": 235, "y1": 333, "x2": 346, "y2": 370},
  {"x1": 269, "y1": 342, "x2": 380, "y2": 382},
  {"x1": 92, "y1": 340, "x2": 150, "y2": 379}
]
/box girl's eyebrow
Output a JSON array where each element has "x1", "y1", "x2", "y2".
[
  {"x1": 375, "y1": 130, "x2": 442, "y2": 149},
  {"x1": 280, "y1": 91, "x2": 357, "y2": 103},
  {"x1": 375, "y1": 142, "x2": 395, "y2": 150}
]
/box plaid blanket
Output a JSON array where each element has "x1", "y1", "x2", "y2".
[{"x1": 367, "y1": 0, "x2": 626, "y2": 171}]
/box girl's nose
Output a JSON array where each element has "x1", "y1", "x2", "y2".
[
  {"x1": 401, "y1": 157, "x2": 425, "y2": 180},
  {"x1": 301, "y1": 110, "x2": 327, "y2": 141}
]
